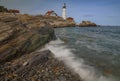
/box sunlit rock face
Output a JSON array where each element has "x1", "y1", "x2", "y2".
[{"x1": 0, "y1": 13, "x2": 56, "y2": 63}]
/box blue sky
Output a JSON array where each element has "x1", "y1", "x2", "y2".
[{"x1": 0, "y1": 0, "x2": 120, "y2": 25}]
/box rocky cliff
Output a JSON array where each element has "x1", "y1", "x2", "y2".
[
  {"x1": 0, "y1": 13, "x2": 81, "y2": 81},
  {"x1": 0, "y1": 13, "x2": 56, "y2": 63},
  {"x1": 0, "y1": 13, "x2": 77, "y2": 63},
  {"x1": 36, "y1": 15, "x2": 76, "y2": 28},
  {"x1": 79, "y1": 21, "x2": 97, "y2": 27}
]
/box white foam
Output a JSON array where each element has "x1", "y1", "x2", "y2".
[{"x1": 45, "y1": 39, "x2": 117, "y2": 81}]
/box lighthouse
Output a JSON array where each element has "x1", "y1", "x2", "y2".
[{"x1": 62, "y1": 3, "x2": 66, "y2": 20}]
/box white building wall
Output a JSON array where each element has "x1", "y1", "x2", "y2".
[{"x1": 62, "y1": 8, "x2": 66, "y2": 20}]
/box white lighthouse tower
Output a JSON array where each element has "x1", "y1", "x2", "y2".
[{"x1": 62, "y1": 3, "x2": 66, "y2": 20}]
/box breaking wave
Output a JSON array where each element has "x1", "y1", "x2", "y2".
[{"x1": 45, "y1": 39, "x2": 117, "y2": 81}]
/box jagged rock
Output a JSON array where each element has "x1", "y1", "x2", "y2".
[
  {"x1": 79, "y1": 21, "x2": 97, "y2": 27},
  {"x1": 0, "y1": 23, "x2": 18, "y2": 44},
  {"x1": 0, "y1": 13, "x2": 56, "y2": 63},
  {"x1": 0, "y1": 17, "x2": 17, "y2": 22}
]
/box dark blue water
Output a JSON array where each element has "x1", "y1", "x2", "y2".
[{"x1": 55, "y1": 26, "x2": 120, "y2": 80}]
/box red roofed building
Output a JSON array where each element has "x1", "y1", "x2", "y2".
[
  {"x1": 45, "y1": 10, "x2": 58, "y2": 16},
  {"x1": 66, "y1": 17, "x2": 74, "y2": 22}
]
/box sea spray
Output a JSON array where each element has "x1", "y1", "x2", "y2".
[{"x1": 45, "y1": 39, "x2": 117, "y2": 81}]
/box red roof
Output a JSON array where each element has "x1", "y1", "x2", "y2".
[
  {"x1": 45, "y1": 10, "x2": 57, "y2": 16},
  {"x1": 66, "y1": 17, "x2": 74, "y2": 22}
]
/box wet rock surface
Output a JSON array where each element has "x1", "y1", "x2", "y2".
[{"x1": 0, "y1": 50, "x2": 81, "y2": 81}]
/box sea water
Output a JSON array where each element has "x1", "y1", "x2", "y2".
[{"x1": 45, "y1": 26, "x2": 120, "y2": 81}]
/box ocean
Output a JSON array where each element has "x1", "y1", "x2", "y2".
[{"x1": 45, "y1": 26, "x2": 120, "y2": 81}]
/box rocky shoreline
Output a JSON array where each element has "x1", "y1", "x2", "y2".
[
  {"x1": 0, "y1": 50, "x2": 81, "y2": 81},
  {"x1": 0, "y1": 13, "x2": 82, "y2": 81},
  {"x1": 79, "y1": 21, "x2": 97, "y2": 27}
]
